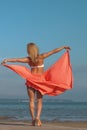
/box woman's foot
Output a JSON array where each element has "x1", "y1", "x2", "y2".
[
  {"x1": 35, "y1": 118, "x2": 42, "y2": 126},
  {"x1": 32, "y1": 119, "x2": 35, "y2": 126}
]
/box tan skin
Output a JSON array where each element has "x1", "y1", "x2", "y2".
[{"x1": 1, "y1": 45, "x2": 70, "y2": 126}]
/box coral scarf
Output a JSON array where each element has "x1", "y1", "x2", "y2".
[{"x1": 3, "y1": 51, "x2": 73, "y2": 96}]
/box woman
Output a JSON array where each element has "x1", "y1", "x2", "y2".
[{"x1": 1, "y1": 43, "x2": 71, "y2": 126}]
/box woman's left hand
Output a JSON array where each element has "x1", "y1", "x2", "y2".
[{"x1": 64, "y1": 46, "x2": 71, "y2": 50}]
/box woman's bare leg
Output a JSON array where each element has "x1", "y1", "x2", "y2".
[
  {"x1": 36, "y1": 91, "x2": 43, "y2": 126},
  {"x1": 27, "y1": 87, "x2": 35, "y2": 124}
]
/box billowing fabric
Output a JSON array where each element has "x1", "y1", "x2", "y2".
[{"x1": 3, "y1": 51, "x2": 73, "y2": 96}]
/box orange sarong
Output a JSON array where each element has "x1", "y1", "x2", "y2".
[{"x1": 3, "y1": 51, "x2": 73, "y2": 96}]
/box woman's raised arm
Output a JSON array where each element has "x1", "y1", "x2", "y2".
[
  {"x1": 41, "y1": 46, "x2": 71, "y2": 59},
  {"x1": 1, "y1": 57, "x2": 30, "y2": 65}
]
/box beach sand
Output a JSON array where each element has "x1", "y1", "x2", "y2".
[{"x1": 0, "y1": 119, "x2": 87, "y2": 130}]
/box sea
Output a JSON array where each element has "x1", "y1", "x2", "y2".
[{"x1": 0, "y1": 98, "x2": 87, "y2": 122}]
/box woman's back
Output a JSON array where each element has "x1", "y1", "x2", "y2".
[{"x1": 28, "y1": 55, "x2": 44, "y2": 74}]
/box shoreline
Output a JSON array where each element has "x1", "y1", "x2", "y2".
[
  {"x1": 1, "y1": 116, "x2": 87, "y2": 123},
  {"x1": 0, "y1": 118, "x2": 87, "y2": 130}
]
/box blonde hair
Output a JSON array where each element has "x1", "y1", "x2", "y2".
[{"x1": 27, "y1": 42, "x2": 39, "y2": 63}]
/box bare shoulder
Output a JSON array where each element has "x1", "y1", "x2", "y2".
[
  {"x1": 36, "y1": 54, "x2": 43, "y2": 60},
  {"x1": 26, "y1": 57, "x2": 31, "y2": 62}
]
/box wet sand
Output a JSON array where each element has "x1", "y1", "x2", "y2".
[{"x1": 0, "y1": 119, "x2": 87, "y2": 130}]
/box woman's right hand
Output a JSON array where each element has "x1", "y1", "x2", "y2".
[{"x1": 1, "y1": 59, "x2": 7, "y2": 65}]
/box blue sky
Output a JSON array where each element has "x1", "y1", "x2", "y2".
[{"x1": 0, "y1": 0, "x2": 87, "y2": 101}]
